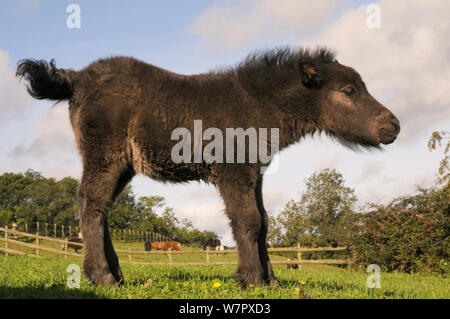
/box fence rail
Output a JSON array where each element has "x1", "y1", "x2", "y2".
[
  {"x1": 5, "y1": 222, "x2": 171, "y2": 243},
  {"x1": 0, "y1": 226, "x2": 348, "y2": 266}
]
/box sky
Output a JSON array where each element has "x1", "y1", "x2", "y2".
[{"x1": 1, "y1": 0, "x2": 449, "y2": 245}]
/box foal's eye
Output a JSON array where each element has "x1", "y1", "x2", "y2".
[{"x1": 341, "y1": 86, "x2": 356, "y2": 96}]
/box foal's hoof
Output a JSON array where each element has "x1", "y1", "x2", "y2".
[
  {"x1": 111, "y1": 269, "x2": 125, "y2": 286},
  {"x1": 234, "y1": 271, "x2": 265, "y2": 289},
  {"x1": 85, "y1": 271, "x2": 120, "y2": 286},
  {"x1": 269, "y1": 279, "x2": 280, "y2": 288}
]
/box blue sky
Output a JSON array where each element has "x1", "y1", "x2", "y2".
[
  {"x1": 1, "y1": 0, "x2": 374, "y2": 71},
  {"x1": 1, "y1": 0, "x2": 449, "y2": 245}
]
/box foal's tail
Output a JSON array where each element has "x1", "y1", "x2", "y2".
[{"x1": 16, "y1": 59, "x2": 73, "y2": 102}]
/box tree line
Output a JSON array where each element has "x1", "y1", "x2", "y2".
[{"x1": 0, "y1": 171, "x2": 218, "y2": 245}]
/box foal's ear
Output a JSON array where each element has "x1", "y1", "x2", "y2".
[{"x1": 299, "y1": 63, "x2": 322, "y2": 89}]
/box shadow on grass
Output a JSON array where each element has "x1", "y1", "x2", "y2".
[{"x1": 0, "y1": 285, "x2": 108, "y2": 299}]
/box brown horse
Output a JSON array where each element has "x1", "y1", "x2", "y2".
[
  {"x1": 286, "y1": 258, "x2": 299, "y2": 270},
  {"x1": 150, "y1": 241, "x2": 164, "y2": 251},
  {"x1": 62, "y1": 237, "x2": 83, "y2": 253},
  {"x1": 151, "y1": 241, "x2": 181, "y2": 251},
  {"x1": 17, "y1": 46, "x2": 400, "y2": 287}
]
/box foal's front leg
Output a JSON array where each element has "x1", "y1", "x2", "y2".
[{"x1": 218, "y1": 179, "x2": 265, "y2": 288}]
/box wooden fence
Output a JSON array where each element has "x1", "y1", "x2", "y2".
[
  {"x1": 7, "y1": 222, "x2": 171, "y2": 243},
  {"x1": 0, "y1": 226, "x2": 348, "y2": 266}
]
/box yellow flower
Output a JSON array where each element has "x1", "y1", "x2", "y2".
[
  {"x1": 212, "y1": 282, "x2": 222, "y2": 288},
  {"x1": 299, "y1": 280, "x2": 306, "y2": 285}
]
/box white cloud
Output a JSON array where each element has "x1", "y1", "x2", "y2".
[
  {"x1": 262, "y1": 187, "x2": 288, "y2": 213},
  {"x1": 186, "y1": 0, "x2": 339, "y2": 52},
  {"x1": 175, "y1": 202, "x2": 234, "y2": 244},
  {"x1": 4, "y1": 106, "x2": 81, "y2": 179},
  {"x1": 308, "y1": 0, "x2": 450, "y2": 139},
  {"x1": 0, "y1": 50, "x2": 31, "y2": 120}
]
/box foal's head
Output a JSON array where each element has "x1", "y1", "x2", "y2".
[{"x1": 303, "y1": 60, "x2": 400, "y2": 148}]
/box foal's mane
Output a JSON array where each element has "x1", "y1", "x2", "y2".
[{"x1": 212, "y1": 46, "x2": 336, "y2": 76}]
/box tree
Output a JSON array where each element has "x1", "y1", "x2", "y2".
[
  {"x1": 269, "y1": 169, "x2": 358, "y2": 248},
  {"x1": 428, "y1": 130, "x2": 449, "y2": 197},
  {"x1": 0, "y1": 170, "x2": 79, "y2": 227},
  {"x1": 351, "y1": 187, "x2": 448, "y2": 273},
  {"x1": 109, "y1": 185, "x2": 140, "y2": 229},
  {"x1": 0, "y1": 170, "x2": 220, "y2": 245}
]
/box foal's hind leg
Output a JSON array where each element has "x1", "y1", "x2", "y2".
[
  {"x1": 103, "y1": 215, "x2": 123, "y2": 284},
  {"x1": 78, "y1": 164, "x2": 131, "y2": 285},
  {"x1": 103, "y1": 169, "x2": 134, "y2": 284}
]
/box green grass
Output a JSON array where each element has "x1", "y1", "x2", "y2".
[{"x1": 0, "y1": 255, "x2": 448, "y2": 299}]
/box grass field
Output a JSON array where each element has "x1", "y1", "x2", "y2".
[{"x1": 0, "y1": 254, "x2": 448, "y2": 299}]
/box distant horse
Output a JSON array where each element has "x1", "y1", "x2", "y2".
[
  {"x1": 286, "y1": 258, "x2": 299, "y2": 270},
  {"x1": 144, "y1": 241, "x2": 151, "y2": 251},
  {"x1": 203, "y1": 238, "x2": 221, "y2": 251},
  {"x1": 151, "y1": 241, "x2": 181, "y2": 252},
  {"x1": 62, "y1": 237, "x2": 83, "y2": 253},
  {"x1": 151, "y1": 242, "x2": 164, "y2": 251},
  {"x1": 216, "y1": 245, "x2": 225, "y2": 256}
]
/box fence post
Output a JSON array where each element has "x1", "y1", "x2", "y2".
[
  {"x1": 128, "y1": 248, "x2": 132, "y2": 263},
  {"x1": 53, "y1": 224, "x2": 57, "y2": 238},
  {"x1": 168, "y1": 248, "x2": 172, "y2": 265},
  {"x1": 61, "y1": 225, "x2": 65, "y2": 238},
  {"x1": 206, "y1": 246, "x2": 210, "y2": 264},
  {"x1": 69, "y1": 226, "x2": 72, "y2": 237},
  {"x1": 4, "y1": 225, "x2": 8, "y2": 256},
  {"x1": 36, "y1": 222, "x2": 40, "y2": 257},
  {"x1": 297, "y1": 243, "x2": 302, "y2": 270},
  {"x1": 24, "y1": 223, "x2": 28, "y2": 234},
  {"x1": 44, "y1": 223, "x2": 48, "y2": 237},
  {"x1": 64, "y1": 239, "x2": 68, "y2": 260}
]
